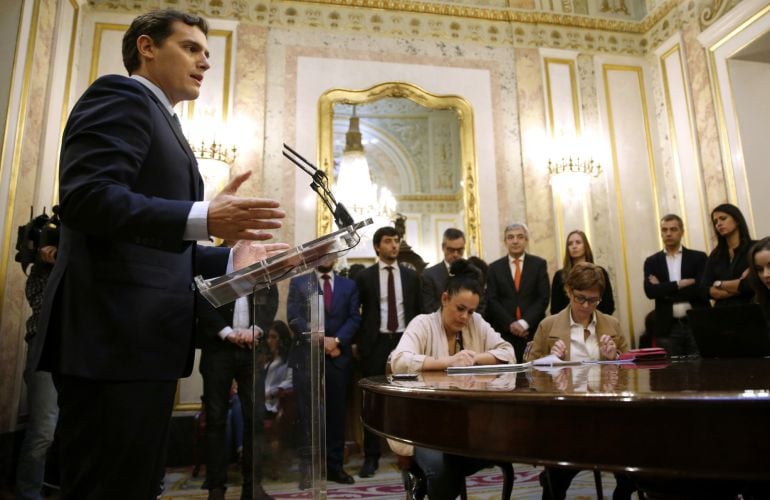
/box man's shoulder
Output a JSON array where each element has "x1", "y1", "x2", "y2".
[
  {"x1": 85, "y1": 74, "x2": 148, "y2": 99},
  {"x1": 525, "y1": 253, "x2": 547, "y2": 266},
  {"x1": 489, "y1": 256, "x2": 509, "y2": 268},
  {"x1": 644, "y1": 250, "x2": 664, "y2": 264},
  {"x1": 423, "y1": 262, "x2": 446, "y2": 278},
  {"x1": 335, "y1": 274, "x2": 355, "y2": 288}
]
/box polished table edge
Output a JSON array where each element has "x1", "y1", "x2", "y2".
[{"x1": 359, "y1": 363, "x2": 770, "y2": 479}]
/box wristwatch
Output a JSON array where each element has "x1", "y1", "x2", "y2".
[
  {"x1": 334, "y1": 337, "x2": 341, "y2": 345},
  {"x1": 714, "y1": 280, "x2": 723, "y2": 289}
]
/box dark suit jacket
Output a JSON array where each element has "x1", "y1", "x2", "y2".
[
  {"x1": 485, "y1": 253, "x2": 550, "y2": 341},
  {"x1": 421, "y1": 261, "x2": 449, "y2": 314},
  {"x1": 196, "y1": 286, "x2": 279, "y2": 368},
  {"x1": 286, "y1": 272, "x2": 361, "y2": 370},
  {"x1": 644, "y1": 247, "x2": 709, "y2": 336},
  {"x1": 33, "y1": 75, "x2": 229, "y2": 381},
  {"x1": 354, "y1": 263, "x2": 422, "y2": 359}
]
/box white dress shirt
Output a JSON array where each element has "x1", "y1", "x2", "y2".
[
  {"x1": 568, "y1": 311, "x2": 599, "y2": 361},
  {"x1": 665, "y1": 246, "x2": 692, "y2": 318},
  {"x1": 378, "y1": 261, "x2": 405, "y2": 332}
]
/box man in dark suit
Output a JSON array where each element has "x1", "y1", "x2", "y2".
[
  {"x1": 287, "y1": 262, "x2": 361, "y2": 486},
  {"x1": 644, "y1": 214, "x2": 709, "y2": 356},
  {"x1": 421, "y1": 227, "x2": 465, "y2": 314},
  {"x1": 355, "y1": 226, "x2": 422, "y2": 478},
  {"x1": 30, "y1": 11, "x2": 287, "y2": 499},
  {"x1": 485, "y1": 222, "x2": 550, "y2": 362},
  {"x1": 197, "y1": 284, "x2": 279, "y2": 500}
]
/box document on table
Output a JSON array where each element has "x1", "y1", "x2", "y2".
[
  {"x1": 446, "y1": 361, "x2": 532, "y2": 374},
  {"x1": 530, "y1": 354, "x2": 583, "y2": 366}
]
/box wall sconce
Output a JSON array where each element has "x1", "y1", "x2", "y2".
[
  {"x1": 548, "y1": 154, "x2": 602, "y2": 199},
  {"x1": 183, "y1": 117, "x2": 238, "y2": 202}
]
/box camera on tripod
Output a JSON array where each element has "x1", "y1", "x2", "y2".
[{"x1": 15, "y1": 205, "x2": 60, "y2": 273}]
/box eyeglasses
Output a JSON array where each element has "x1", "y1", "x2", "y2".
[{"x1": 573, "y1": 293, "x2": 602, "y2": 306}]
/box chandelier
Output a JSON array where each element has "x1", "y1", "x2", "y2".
[
  {"x1": 547, "y1": 133, "x2": 603, "y2": 197},
  {"x1": 332, "y1": 106, "x2": 396, "y2": 224},
  {"x1": 182, "y1": 115, "x2": 238, "y2": 202}
]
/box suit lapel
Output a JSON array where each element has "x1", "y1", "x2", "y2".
[
  {"x1": 144, "y1": 91, "x2": 202, "y2": 200},
  {"x1": 656, "y1": 251, "x2": 670, "y2": 282}
]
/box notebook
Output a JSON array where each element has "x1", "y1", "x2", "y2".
[{"x1": 687, "y1": 304, "x2": 770, "y2": 358}]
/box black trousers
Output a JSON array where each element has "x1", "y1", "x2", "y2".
[
  {"x1": 53, "y1": 374, "x2": 177, "y2": 500},
  {"x1": 200, "y1": 345, "x2": 265, "y2": 494},
  {"x1": 360, "y1": 333, "x2": 401, "y2": 460}
]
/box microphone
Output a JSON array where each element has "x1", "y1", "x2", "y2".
[{"x1": 282, "y1": 143, "x2": 355, "y2": 228}]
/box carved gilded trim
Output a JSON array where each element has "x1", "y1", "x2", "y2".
[{"x1": 318, "y1": 82, "x2": 482, "y2": 256}]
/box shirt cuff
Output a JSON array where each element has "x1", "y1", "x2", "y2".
[
  {"x1": 517, "y1": 319, "x2": 529, "y2": 331},
  {"x1": 218, "y1": 326, "x2": 234, "y2": 340},
  {"x1": 183, "y1": 201, "x2": 210, "y2": 241}
]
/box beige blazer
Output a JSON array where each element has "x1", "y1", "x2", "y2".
[{"x1": 524, "y1": 307, "x2": 628, "y2": 361}]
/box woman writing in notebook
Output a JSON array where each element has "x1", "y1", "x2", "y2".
[
  {"x1": 390, "y1": 259, "x2": 515, "y2": 373},
  {"x1": 526, "y1": 262, "x2": 627, "y2": 362},
  {"x1": 525, "y1": 263, "x2": 634, "y2": 499},
  {"x1": 389, "y1": 259, "x2": 515, "y2": 500}
]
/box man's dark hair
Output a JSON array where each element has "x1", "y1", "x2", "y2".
[
  {"x1": 660, "y1": 213, "x2": 684, "y2": 230},
  {"x1": 442, "y1": 228, "x2": 465, "y2": 244},
  {"x1": 373, "y1": 226, "x2": 400, "y2": 248},
  {"x1": 122, "y1": 9, "x2": 209, "y2": 74}
]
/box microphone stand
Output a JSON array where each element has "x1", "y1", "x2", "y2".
[{"x1": 282, "y1": 143, "x2": 355, "y2": 228}]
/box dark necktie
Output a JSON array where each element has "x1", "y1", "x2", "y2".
[
  {"x1": 385, "y1": 266, "x2": 398, "y2": 332},
  {"x1": 322, "y1": 274, "x2": 332, "y2": 313},
  {"x1": 171, "y1": 113, "x2": 181, "y2": 129}
]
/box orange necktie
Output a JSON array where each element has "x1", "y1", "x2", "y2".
[{"x1": 514, "y1": 258, "x2": 522, "y2": 320}]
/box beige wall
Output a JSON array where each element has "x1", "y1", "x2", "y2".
[{"x1": 1, "y1": 0, "x2": 767, "y2": 431}]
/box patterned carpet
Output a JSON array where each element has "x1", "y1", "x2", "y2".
[{"x1": 160, "y1": 453, "x2": 625, "y2": 499}]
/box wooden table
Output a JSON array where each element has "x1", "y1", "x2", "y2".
[{"x1": 360, "y1": 359, "x2": 770, "y2": 479}]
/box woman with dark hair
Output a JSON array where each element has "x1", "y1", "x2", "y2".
[
  {"x1": 390, "y1": 259, "x2": 515, "y2": 499},
  {"x1": 701, "y1": 203, "x2": 755, "y2": 307},
  {"x1": 391, "y1": 259, "x2": 515, "y2": 372},
  {"x1": 748, "y1": 237, "x2": 770, "y2": 319},
  {"x1": 263, "y1": 320, "x2": 293, "y2": 418},
  {"x1": 550, "y1": 230, "x2": 615, "y2": 315}
]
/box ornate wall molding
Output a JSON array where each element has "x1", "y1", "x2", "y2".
[{"x1": 86, "y1": 0, "x2": 742, "y2": 55}]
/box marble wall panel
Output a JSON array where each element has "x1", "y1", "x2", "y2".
[
  {"x1": 0, "y1": 0, "x2": 59, "y2": 433},
  {"x1": 514, "y1": 47, "x2": 555, "y2": 267},
  {"x1": 596, "y1": 59, "x2": 662, "y2": 346},
  {"x1": 655, "y1": 34, "x2": 711, "y2": 253}
]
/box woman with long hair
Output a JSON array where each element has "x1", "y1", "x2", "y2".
[
  {"x1": 390, "y1": 259, "x2": 515, "y2": 499},
  {"x1": 748, "y1": 237, "x2": 770, "y2": 319},
  {"x1": 701, "y1": 203, "x2": 755, "y2": 307},
  {"x1": 550, "y1": 230, "x2": 615, "y2": 315}
]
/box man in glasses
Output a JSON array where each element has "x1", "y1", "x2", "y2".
[{"x1": 421, "y1": 227, "x2": 466, "y2": 314}]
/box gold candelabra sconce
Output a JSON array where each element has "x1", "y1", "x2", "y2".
[{"x1": 190, "y1": 140, "x2": 238, "y2": 165}]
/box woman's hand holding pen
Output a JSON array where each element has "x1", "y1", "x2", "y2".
[
  {"x1": 599, "y1": 334, "x2": 618, "y2": 360},
  {"x1": 550, "y1": 339, "x2": 567, "y2": 359},
  {"x1": 447, "y1": 350, "x2": 477, "y2": 367}
]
